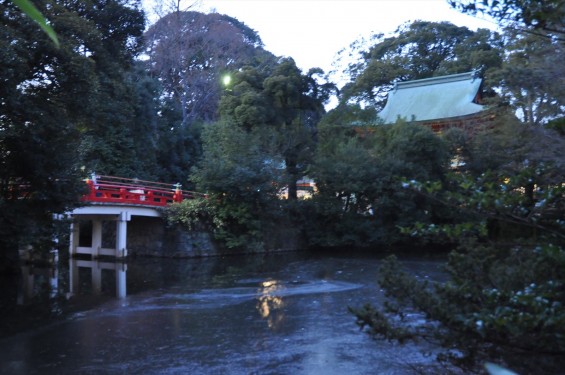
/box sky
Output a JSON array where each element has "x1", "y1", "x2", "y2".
[{"x1": 180, "y1": 0, "x2": 499, "y2": 74}]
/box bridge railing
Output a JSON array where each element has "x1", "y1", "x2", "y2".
[{"x1": 81, "y1": 175, "x2": 206, "y2": 207}]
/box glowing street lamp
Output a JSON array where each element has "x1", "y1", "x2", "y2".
[{"x1": 222, "y1": 74, "x2": 232, "y2": 87}]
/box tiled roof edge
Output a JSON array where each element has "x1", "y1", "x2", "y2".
[{"x1": 395, "y1": 71, "x2": 479, "y2": 90}]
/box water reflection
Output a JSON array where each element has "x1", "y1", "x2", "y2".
[
  {"x1": 2, "y1": 254, "x2": 453, "y2": 374},
  {"x1": 256, "y1": 279, "x2": 285, "y2": 330},
  {"x1": 17, "y1": 260, "x2": 59, "y2": 305},
  {"x1": 69, "y1": 259, "x2": 127, "y2": 298},
  {"x1": 16, "y1": 255, "x2": 128, "y2": 304}
]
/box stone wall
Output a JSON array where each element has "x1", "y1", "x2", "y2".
[
  {"x1": 126, "y1": 216, "x2": 218, "y2": 258},
  {"x1": 126, "y1": 216, "x2": 303, "y2": 258},
  {"x1": 125, "y1": 217, "x2": 163, "y2": 257}
]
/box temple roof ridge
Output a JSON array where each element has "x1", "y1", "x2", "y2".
[{"x1": 393, "y1": 71, "x2": 479, "y2": 90}]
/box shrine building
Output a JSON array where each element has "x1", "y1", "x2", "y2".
[{"x1": 377, "y1": 71, "x2": 496, "y2": 133}]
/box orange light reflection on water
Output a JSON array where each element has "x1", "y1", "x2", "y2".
[{"x1": 256, "y1": 279, "x2": 285, "y2": 330}]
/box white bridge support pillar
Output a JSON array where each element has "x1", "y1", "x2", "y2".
[
  {"x1": 116, "y1": 211, "x2": 130, "y2": 258},
  {"x1": 69, "y1": 205, "x2": 160, "y2": 259},
  {"x1": 69, "y1": 221, "x2": 79, "y2": 256}
]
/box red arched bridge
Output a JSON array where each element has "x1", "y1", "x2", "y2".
[
  {"x1": 81, "y1": 174, "x2": 207, "y2": 207},
  {"x1": 71, "y1": 174, "x2": 206, "y2": 260}
]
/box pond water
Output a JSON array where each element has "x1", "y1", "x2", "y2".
[{"x1": 0, "y1": 252, "x2": 449, "y2": 374}]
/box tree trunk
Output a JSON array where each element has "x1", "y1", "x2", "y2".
[{"x1": 286, "y1": 158, "x2": 298, "y2": 201}]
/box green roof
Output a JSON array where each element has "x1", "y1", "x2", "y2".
[{"x1": 377, "y1": 71, "x2": 485, "y2": 124}]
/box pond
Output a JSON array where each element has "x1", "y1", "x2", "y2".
[{"x1": 0, "y1": 251, "x2": 449, "y2": 374}]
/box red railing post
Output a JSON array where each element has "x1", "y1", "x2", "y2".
[
  {"x1": 85, "y1": 178, "x2": 95, "y2": 200},
  {"x1": 173, "y1": 183, "x2": 183, "y2": 203}
]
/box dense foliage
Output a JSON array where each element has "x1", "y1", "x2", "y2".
[
  {"x1": 350, "y1": 118, "x2": 565, "y2": 373},
  {"x1": 449, "y1": 0, "x2": 565, "y2": 39},
  {"x1": 166, "y1": 58, "x2": 333, "y2": 250},
  {"x1": 187, "y1": 121, "x2": 284, "y2": 250},
  {"x1": 218, "y1": 58, "x2": 333, "y2": 200},
  {"x1": 490, "y1": 30, "x2": 565, "y2": 125},
  {"x1": 302, "y1": 121, "x2": 451, "y2": 248},
  {"x1": 0, "y1": 0, "x2": 146, "y2": 270}
]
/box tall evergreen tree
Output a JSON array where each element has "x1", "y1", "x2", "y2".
[
  {"x1": 337, "y1": 21, "x2": 504, "y2": 111},
  {"x1": 219, "y1": 58, "x2": 333, "y2": 200},
  {"x1": 0, "y1": 0, "x2": 145, "y2": 272},
  {"x1": 449, "y1": 0, "x2": 565, "y2": 39},
  {"x1": 490, "y1": 30, "x2": 565, "y2": 126}
]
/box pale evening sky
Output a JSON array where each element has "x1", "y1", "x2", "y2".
[{"x1": 154, "y1": 0, "x2": 499, "y2": 74}]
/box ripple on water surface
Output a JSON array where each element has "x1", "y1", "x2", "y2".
[{"x1": 118, "y1": 279, "x2": 363, "y2": 313}]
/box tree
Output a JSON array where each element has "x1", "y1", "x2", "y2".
[
  {"x1": 467, "y1": 114, "x2": 565, "y2": 177},
  {"x1": 318, "y1": 103, "x2": 379, "y2": 129},
  {"x1": 351, "y1": 117, "x2": 565, "y2": 374},
  {"x1": 337, "y1": 21, "x2": 504, "y2": 110},
  {"x1": 185, "y1": 58, "x2": 332, "y2": 249},
  {"x1": 144, "y1": 10, "x2": 275, "y2": 127},
  {"x1": 189, "y1": 121, "x2": 283, "y2": 249},
  {"x1": 144, "y1": 10, "x2": 278, "y2": 187},
  {"x1": 307, "y1": 133, "x2": 378, "y2": 246},
  {"x1": 306, "y1": 120, "x2": 450, "y2": 248},
  {"x1": 448, "y1": 2, "x2": 565, "y2": 128},
  {"x1": 155, "y1": 114, "x2": 203, "y2": 186},
  {"x1": 262, "y1": 61, "x2": 332, "y2": 199},
  {"x1": 489, "y1": 30, "x2": 565, "y2": 126},
  {"x1": 65, "y1": 0, "x2": 148, "y2": 177},
  {"x1": 0, "y1": 0, "x2": 145, "y2": 272},
  {"x1": 219, "y1": 58, "x2": 333, "y2": 200},
  {"x1": 449, "y1": 0, "x2": 565, "y2": 39}
]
